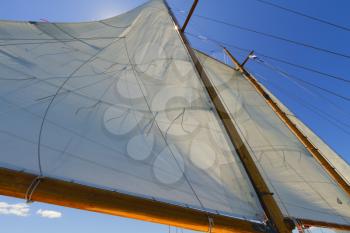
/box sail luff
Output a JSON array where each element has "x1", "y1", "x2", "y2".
[
  {"x1": 0, "y1": 167, "x2": 267, "y2": 233},
  {"x1": 223, "y1": 48, "x2": 350, "y2": 197},
  {"x1": 164, "y1": 2, "x2": 293, "y2": 233}
]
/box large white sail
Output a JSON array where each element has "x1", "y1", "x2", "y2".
[
  {"x1": 261, "y1": 87, "x2": 350, "y2": 186},
  {"x1": 0, "y1": 0, "x2": 264, "y2": 222},
  {"x1": 194, "y1": 49, "x2": 350, "y2": 226}
]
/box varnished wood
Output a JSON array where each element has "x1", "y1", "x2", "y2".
[
  {"x1": 181, "y1": 0, "x2": 198, "y2": 33},
  {"x1": 0, "y1": 167, "x2": 268, "y2": 233}
]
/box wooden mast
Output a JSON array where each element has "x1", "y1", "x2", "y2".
[
  {"x1": 223, "y1": 47, "x2": 350, "y2": 197},
  {"x1": 181, "y1": 0, "x2": 198, "y2": 33},
  {"x1": 164, "y1": 1, "x2": 293, "y2": 233}
]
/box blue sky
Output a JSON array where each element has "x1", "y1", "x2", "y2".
[{"x1": 0, "y1": 0, "x2": 349, "y2": 232}]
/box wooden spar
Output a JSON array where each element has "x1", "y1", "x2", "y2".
[
  {"x1": 165, "y1": 2, "x2": 293, "y2": 233},
  {"x1": 223, "y1": 47, "x2": 350, "y2": 197},
  {"x1": 0, "y1": 167, "x2": 268, "y2": 233},
  {"x1": 181, "y1": 0, "x2": 198, "y2": 33},
  {"x1": 190, "y1": 48, "x2": 350, "y2": 232}
]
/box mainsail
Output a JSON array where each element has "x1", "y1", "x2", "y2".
[
  {"x1": 0, "y1": 0, "x2": 349, "y2": 232},
  {"x1": 0, "y1": 0, "x2": 263, "y2": 225}
]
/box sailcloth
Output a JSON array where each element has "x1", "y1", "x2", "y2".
[
  {"x1": 0, "y1": 0, "x2": 265, "y2": 222},
  {"x1": 194, "y1": 49, "x2": 350, "y2": 226},
  {"x1": 262, "y1": 87, "x2": 350, "y2": 186}
]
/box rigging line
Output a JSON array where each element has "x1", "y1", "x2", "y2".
[
  {"x1": 189, "y1": 13, "x2": 350, "y2": 60},
  {"x1": 249, "y1": 58, "x2": 350, "y2": 118},
  {"x1": 252, "y1": 58, "x2": 350, "y2": 102},
  {"x1": 257, "y1": 53, "x2": 350, "y2": 84},
  {"x1": 250, "y1": 0, "x2": 350, "y2": 33},
  {"x1": 185, "y1": 32, "x2": 247, "y2": 51},
  {"x1": 36, "y1": 37, "x2": 124, "y2": 175},
  {"x1": 252, "y1": 72, "x2": 350, "y2": 136},
  {"x1": 186, "y1": 29, "x2": 348, "y2": 119},
  {"x1": 185, "y1": 32, "x2": 350, "y2": 84}
]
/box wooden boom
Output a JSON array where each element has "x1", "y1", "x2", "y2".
[{"x1": 0, "y1": 167, "x2": 269, "y2": 233}]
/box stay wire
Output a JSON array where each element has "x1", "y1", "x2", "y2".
[
  {"x1": 171, "y1": 8, "x2": 350, "y2": 60},
  {"x1": 257, "y1": 53, "x2": 350, "y2": 84},
  {"x1": 268, "y1": 64, "x2": 350, "y2": 118},
  {"x1": 252, "y1": 57, "x2": 350, "y2": 102},
  {"x1": 180, "y1": 14, "x2": 350, "y2": 179},
  {"x1": 185, "y1": 31, "x2": 350, "y2": 84},
  {"x1": 252, "y1": 72, "x2": 350, "y2": 136},
  {"x1": 184, "y1": 29, "x2": 350, "y2": 134},
  {"x1": 251, "y1": 0, "x2": 350, "y2": 33},
  {"x1": 184, "y1": 31, "x2": 350, "y2": 124}
]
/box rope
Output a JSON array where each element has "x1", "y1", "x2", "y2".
[
  {"x1": 208, "y1": 217, "x2": 214, "y2": 233},
  {"x1": 24, "y1": 176, "x2": 43, "y2": 203}
]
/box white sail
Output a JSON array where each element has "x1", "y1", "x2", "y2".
[
  {"x1": 194, "y1": 49, "x2": 350, "y2": 226},
  {"x1": 0, "y1": 0, "x2": 265, "y2": 221},
  {"x1": 261, "y1": 87, "x2": 350, "y2": 186}
]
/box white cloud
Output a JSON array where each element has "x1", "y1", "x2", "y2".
[
  {"x1": 0, "y1": 202, "x2": 30, "y2": 217},
  {"x1": 36, "y1": 209, "x2": 62, "y2": 219}
]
